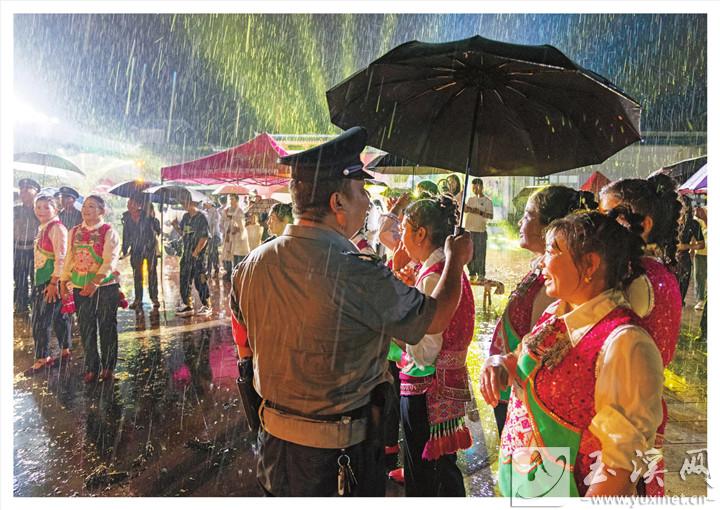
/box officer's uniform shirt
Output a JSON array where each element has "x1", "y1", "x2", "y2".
[{"x1": 234, "y1": 223, "x2": 437, "y2": 416}]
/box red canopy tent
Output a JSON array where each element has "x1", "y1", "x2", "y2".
[
  {"x1": 161, "y1": 132, "x2": 290, "y2": 185},
  {"x1": 580, "y1": 171, "x2": 611, "y2": 195}
]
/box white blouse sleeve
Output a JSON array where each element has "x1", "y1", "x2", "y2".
[
  {"x1": 405, "y1": 272, "x2": 444, "y2": 368},
  {"x1": 588, "y1": 324, "x2": 664, "y2": 473}
]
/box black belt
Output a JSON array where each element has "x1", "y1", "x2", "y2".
[{"x1": 263, "y1": 400, "x2": 367, "y2": 422}]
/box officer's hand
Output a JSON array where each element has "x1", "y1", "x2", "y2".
[
  {"x1": 392, "y1": 242, "x2": 411, "y2": 272},
  {"x1": 395, "y1": 264, "x2": 417, "y2": 287},
  {"x1": 444, "y1": 231, "x2": 473, "y2": 267}
]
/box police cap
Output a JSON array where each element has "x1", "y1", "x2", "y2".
[
  {"x1": 278, "y1": 126, "x2": 374, "y2": 182},
  {"x1": 18, "y1": 178, "x2": 41, "y2": 192}
]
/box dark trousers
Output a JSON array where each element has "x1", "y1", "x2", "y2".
[
  {"x1": 32, "y1": 283, "x2": 72, "y2": 358},
  {"x1": 14, "y1": 248, "x2": 34, "y2": 311},
  {"x1": 677, "y1": 251, "x2": 692, "y2": 304},
  {"x1": 256, "y1": 427, "x2": 385, "y2": 497},
  {"x1": 384, "y1": 362, "x2": 401, "y2": 450},
  {"x1": 400, "y1": 394, "x2": 466, "y2": 497},
  {"x1": 180, "y1": 255, "x2": 209, "y2": 307},
  {"x1": 493, "y1": 401, "x2": 509, "y2": 436},
  {"x1": 223, "y1": 255, "x2": 245, "y2": 281},
  {"x1": 468, "y1": 231, "x2": 488, "y2": 279},
  {"x1": 208, "y1": 235, "x2": 221, "y2": 274},
  {"x1": 131, "y1": 252, "x2": 158, "y2": 303},
  {"x1": 74, "y1": 284, "x2": 120, "y2": 373}
]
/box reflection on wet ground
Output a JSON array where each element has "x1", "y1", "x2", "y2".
[{"x1": 13, "y1": 233, "x2": 708, "y2": 496}]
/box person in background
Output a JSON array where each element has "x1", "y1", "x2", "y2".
[
  {"x1": 14, "y1": 178, "x2": 41, "y2": 314},
  {"x1": 265, "y1": 202, "x2": 293, "y2": 243},
  {"x1": 56, "y1": 186, "x2": 83, "y2": 230},
  {"x1": 203, "y1": 200, "x2": 223, "y2": 278},
  {"x1": 446, "y1": 174, "x2": 463, "y2": 205},
  {"x1": 221, "y1": 194, "x2": 249, "y2": 282},
  {"x1": 25, "y1": 194, "x2": 71, "y2": 374},
  {"x1": 415, "y1": 179, "x2": 438, "y2": 198},
  {"x1": 172, "y1": 198, "x2": 212, "y2": 317},
  {"x1": 245, "y1": 213, "x2": 263, "y2": 251},
  {"x1": 489, "y1": 186, "x2": 596, "y2": 434},
  {"x1": 463, "y1": 177, "x2": 494, "y2": 282},
  {"x1": 693, "y1": 205, "x2": 707, "y2": 311},
  {"x1": 677, "y1": 196, "x2": 705, "y2": 306},
  {"x1": 121, "y1": 193, "x2": 161, "y2": 310},
  {"x1": 60, "y1": 195, "x2": 121, "y2": 384}
]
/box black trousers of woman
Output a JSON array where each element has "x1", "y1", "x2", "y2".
[
  {"x1": 32, "y1": 282, "x2": 71, "y2": 358},
  {"x1": 677, "y1": 251, "x2": 693, "y2": 304},
  {"x1": 74, "y1": 284, "x2": 119, "y2": 374},
  {"x1": 400, "y1": 393, "x2": 466, "y2": 496}
]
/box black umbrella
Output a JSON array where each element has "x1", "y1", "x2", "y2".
[
  {"x1": 327, "y1": 35, "x2": 642, "y2": 221},
  {"x1": 143, "y1": 184, "x2": 209, "y2": 205},
  {"x1": 365, "y1": 153, "x2": 450, "y2": 176},
  {"x1": 657, "y1": 155, "x2": 706, "y2": 187},
  {"x1": 108, "y1": 179, "x2": 159, "y2": 198}
]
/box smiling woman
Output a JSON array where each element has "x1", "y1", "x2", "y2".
[{"x1": 482, "y1": 211, "x2": 666, "y2": 497}]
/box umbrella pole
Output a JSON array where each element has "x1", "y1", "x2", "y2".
[{"x1": 457, "y1": 90, "x2": 482, "y2": 235}]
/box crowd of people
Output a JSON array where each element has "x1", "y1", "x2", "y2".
[
  {"x1": 14, "y1": 126, "x2": 707, "y2": 497},
  {"x1": 228, "y1": 127, "x2": 707, "y2": 498},
  {"x1": 13, "y1": 177, "x2": 296, "y2": 381}
]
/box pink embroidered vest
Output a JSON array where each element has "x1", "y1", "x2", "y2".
[
  {"x1": 502, "y1": 306, "x2": 641, "y2": 495},
  {"x1": 34, "y1": 219, "x2": 64, "y2": 285},
  {"x1": 69, "y1": 223, "x2": 115, "y2": 287}
]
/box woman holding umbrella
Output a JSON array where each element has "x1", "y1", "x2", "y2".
[{"x1": 60, "y1": 195, "x2": 121, "y2": 383}]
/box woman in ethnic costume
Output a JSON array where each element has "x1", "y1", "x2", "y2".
[
  {"x1": 481, "y1": 211, "x2": 664, "y2": 497},
  {"x1": 490, "y1": 187, "x2": 597, "y2": 433},
  {"x1": 598, "y1": 173, "x2": 683, "y2": 496},
  {"x1": 25, "y1": 194, "x2": 71, "y2": 374},
  {"x1": 394, "y1": 195, "x2": 475, "y2": 496},
  {"x1": 60, "y1": 195, "x2": 121, "y2": 384}
]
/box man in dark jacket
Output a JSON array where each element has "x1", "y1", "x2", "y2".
[{"x1": 121, "y1": 194, "x2": 161, "y2": 310}]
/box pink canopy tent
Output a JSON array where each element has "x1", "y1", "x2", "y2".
[
  {"x1": 678, "y1": 164, "x2": 707, "y2": 194},
  {"x1": 161, "y1": 132, "x2": 290, "y2": 185}
]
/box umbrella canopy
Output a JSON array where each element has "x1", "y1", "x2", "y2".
[
  {"x1": 579, "y1": 171, "x2": 611, "y2": 195},
  {"x1": 657, "y1": 155, "x2": 706, "y2": 186},
  {"x1": 108, "y1": 179, "x2": 158, "y2": 198},
  {"x1": 678, "y1": 164, "x2": 707, "y2": 194},
  {"x1": 327, "y1": 35, "x2": 641, "y2": 178},
  {"x1": 14, "y1": 152, "x2": 85, "y2": 177},
  {"x1": 143, "y1": 184, "x2": 209, "y2": 205},
  {"x1": 161, "y1": 132, "x2": 290, "y2": 185},
  {"x1": 213, "y1": 183, "x2": 251, "y2": 195},
  {"x1": 246, "y1": 197, "x2": 280, "y2": 219},
  {"x1": 365, "y1": 153, "x2": 450, "y2": 175}
]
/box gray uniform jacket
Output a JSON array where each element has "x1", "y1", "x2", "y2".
[{"x1": 234, "y1": 223, "x2": 437, "y2": 417}]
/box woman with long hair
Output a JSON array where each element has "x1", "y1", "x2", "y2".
[
  {"x1": 482, "y1": 211, "x2": 664, "y2": 497},
  {"x1": 598, "y1": 174, "x2": 684, "y2": 495},
  {"x1": 489, "y1": 186, "x2": 597, "y2": 433}
]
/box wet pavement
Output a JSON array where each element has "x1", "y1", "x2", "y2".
[{"x1": 13, "y1": 232, "x2": 708, "y2": 497}]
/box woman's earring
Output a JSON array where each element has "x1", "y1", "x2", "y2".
[{"x1": 583, "y1": 275, "x2": 592, "y2": 284}]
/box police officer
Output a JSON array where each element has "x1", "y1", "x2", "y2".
[
  {"x1": 14, "y1": 178, "x2": 41, "y2": 313},
  {"x1": 55, "y1": 186, "x2": 83, "y2": 230},
  {"x1": 231, "y1": 127, "x2": 472, "y2": 497}
]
